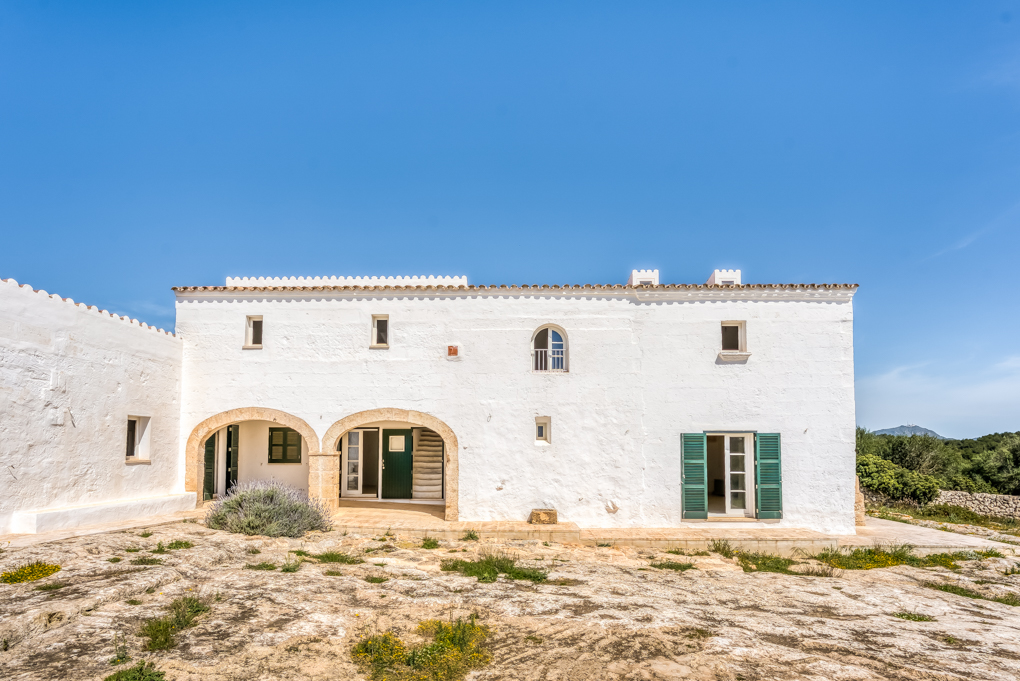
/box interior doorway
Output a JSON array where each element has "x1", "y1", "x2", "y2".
[
  {"x1": 706, "y1": 433, "x2": 753, "y2": 517},
  {"x1": 341, "y1": 428, "x2": 380, "y2": 498}
]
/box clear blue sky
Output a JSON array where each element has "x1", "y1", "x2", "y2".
[{"x1": 2, "y1": 2, "x2": 1018, "y2": 439}]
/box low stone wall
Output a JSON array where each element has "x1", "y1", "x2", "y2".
[{"x1": 934, "y1": 490, "x2": 1020, "y2": 520}]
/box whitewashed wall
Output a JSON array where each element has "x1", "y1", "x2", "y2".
[
  {"x1": 176, "y1": 286, "x2": 857, "y2": 533},
  {"x1": 0, "y1": 279, "x2": 191, "y2": 534}
]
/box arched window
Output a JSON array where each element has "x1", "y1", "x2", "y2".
[{"x1": 532, "y1": 326, "x2": 567, "y2": 372}]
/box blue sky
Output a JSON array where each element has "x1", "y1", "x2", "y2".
[{"x1": 1, "y1": 2, "x2": 1018, "y2": 439}]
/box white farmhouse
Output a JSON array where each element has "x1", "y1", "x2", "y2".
[{"x1": 0, "y1": 268, "x2": 859, "y2": 535}]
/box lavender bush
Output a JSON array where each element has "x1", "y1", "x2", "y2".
[{"x1": 205, "y1": 480, "x2": 333, "y2": 537}]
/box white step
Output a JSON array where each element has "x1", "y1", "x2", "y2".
[{"x1": 412, "y1": 430, "x2": 444, "y2": 500}]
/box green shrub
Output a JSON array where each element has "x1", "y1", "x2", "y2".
[
  {"x1": 709, "y1": 540, "x2": 735, "y2": 559},
  {"x1": 138, "y1": 596, "x2": 211, "y2": 650},
  {"x1": 421, "y1": 536, "x2": 440, "y2": 550},
  {"x1": 352, "y1": 615, "x2": 490, "y2": 680},
  {"x1": 461, "y1": 530, "x2": 479, "y2": 541},
  {"x1": 129, "y1": 557, "x2": 163, "y2": 566},
  {"x1": 205, "y1": 480, "x2": 333, "y2": 538},
  {"x1": 104, "y1": 661, "x2": 165, "y2": 681},
  {"x1": 857, "y1": 454, "x2": 941, "y2": 504},
  {"x1": 244, "y1": 562, "x2": 277, "y2": 571},
  {"x1": 441, "y1": 551, "x2": 547, "y2": 583},
  {"x1": 165, "y1": 540, "x2": 194, "y2": 550},
  {"x1": 1, "y1": 561, "x2": 61, "y2": 584}
]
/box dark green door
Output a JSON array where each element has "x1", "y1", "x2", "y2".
[
  {"x1": 382, "y1": 429, "x2": 413, "y2": 499},
  {"x1": 755, "y1": 433, "x2": 783, "y2": 519},
  {"x1": 681, "y1": 433, "x2": 708, "y2": 519},
  {"x1": 225, "y1": 425, "x2": 239, "y2": 492},
  {"x1": 203, "y1": 435, "x2": 216, "y2": 501}
]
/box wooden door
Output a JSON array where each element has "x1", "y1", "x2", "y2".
[
  {"x1": 203, "y1": 435, "x2": 216, "y2": 501},
  {"x1": 381, "y1": 429, "x2": 413, "y2": 499},
  {"x1": 681, "y1": 433, "x2": 708, "y2": 519}
]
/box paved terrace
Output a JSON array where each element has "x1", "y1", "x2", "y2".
[{"x1": 3, "y1": 500, "x2": 1014, "y2": 556}]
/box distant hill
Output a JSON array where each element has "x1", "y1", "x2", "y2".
[{"x1": 874, "y1": 424, "x2": 944, "y2": 439}]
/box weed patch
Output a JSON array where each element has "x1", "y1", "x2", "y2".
[
  {"x1": 650, "y1": 560, "x2": 696, "y2": 572},
  {"x1": 104, "y1": 660, "x2": 164, "y2": 680},
  {"x1": 126, "y1": 599, "x2": 142, "y2": 605},
  {"x1": 280, "y1": 557, "x2": 302, "y2": 573},
  {"x1": 595, "y1": 542, "x2": 613, "y2": 548},
  {"x1": 129, "y1": 557, "x2": 163, "y2": 566},
  {"x1": 441, "y1": 551, "x2": 547, "y2": 583},
  {"x1": 150, "y1": 542, "x2": 168, "y2": 555},
  {"x1": 364, "y1": 576, "x2": 389, "y2": 584},
  {"x1": 290, "y1": 549, "x2": 312, "y2": 557},
  {"x1": 893, "y1": 612, "x2": 935, "y2": 621},
  {"x1": 815, "y1": 545, "x2": 1002, "y2": 571},
  {"x1": 139, "y1": 532, "x2": 153, "y2": 538},
  {"x1": 125, "y1": 548, "x2": 141, "y2": 553},
  {"x1": 138, "y1": 595, "x2": 211, "y2": 650},
  {"x1": 351, "y1": 615, "x2": 490, "y2": 681},
  {"x1": 246, "y1": 547, "x2": 261, "y2": 555},
  {"x1": 737, "y1": 552, "x2": 795, "y2": 574},
  {"x1": 925, "y1": 581, "x2": 1020, "y2": 606},
  {"x1": 324, "y1": 570, "x2": 343, "y2": 576},
  {"x1": 421, "y1": 536, "x2": 440, "y2": 550},
  {"x1": 315, "y1": 551, "x2": 364, "y2": 565},
  {"x1": 667, "y1": 548, "x2": 709, "y2": 557},
  {"x1": 108, "y1": 558, "x2": 122, "y2": 563},
  {"x1": 461, "y1": 530, "x2": 479, "y2": 541},
  {"x1": 1, "y1": 561, "x2": 61, "y2": 584},
  {"x1": 165, "y1": 540, "x2": 193, "y2": 550},
  {"x1": 244, "y1": 562, "x2": 277, "y2": 571}
]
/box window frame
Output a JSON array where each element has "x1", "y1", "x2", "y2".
[
  {"x1": 531, "y1": 324, "x2": 569, "y2": 373},
  {"x1": 718, "y1": 321, "x2": 751, "y2": 361},
  {"x1": 244, "y1": 315, "x2": 264, "y2": 349},
  {"x1": 371, "y1": 314, "x2": 390, "y2": 349},
  {"x1": 535, "y1": 416, "x2": 552, "y2": 444},
  {"x1": 268, "y1": 427, "x2": 302, "y2": 464},
  {"x1": 125, "y1": 415, "x2": 152, "y2": 465}
]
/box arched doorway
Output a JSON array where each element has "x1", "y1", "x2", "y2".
[
  {"x1": 184, "y1": 407, "x2": 321, "y2": 506},
  {"x1": 322, "y1": 409, "x2": 459, "y2": 521}
]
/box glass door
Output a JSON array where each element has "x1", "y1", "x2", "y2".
[
  {"x1": 341, "y1": 431, "x2": 362, "y2": 497},
  {"x1": 725, "y1": 435, "x2": 752, "y2": 516}
]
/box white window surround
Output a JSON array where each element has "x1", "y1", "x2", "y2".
[
  {"x1": 535, "y1": 416, "x2": 551, "y2": 444},
  {"x1": 243, "y1": 315, "x2": 263, "y2": 349},
  {"x1": 371, "y1": 315, "x2": 389, "y2": 349},
  {"x1": 718, "y1": 321, "x2": 751, "y2": 361},
  {"x1": 531, "y1": 324, "x2": 568, "y2": 373},
  {"x1": 126, "y1": 415, "x2": 152, "y2": 465}
]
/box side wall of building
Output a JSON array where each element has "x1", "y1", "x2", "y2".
[
  {"x1": 0, "y1": 279, "x2": 192, "y2": 534},
  {"x1": 176, "y1": 288, "x2": 857, "y2": 534}
]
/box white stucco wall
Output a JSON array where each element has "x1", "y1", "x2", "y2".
[
  {"x1": 0, "y1": 278, "x2": 190, "y2": 534},
  {"x1": 176, "y1": 283, "x2": 857, "y2": 533}
]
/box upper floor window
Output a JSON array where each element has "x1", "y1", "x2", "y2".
[
  {"x1": 244, "y1": 316, "x2": 263, "y2": 349},
  {"x1": 719, "y1": 321, "x2": 751, "y2": 361},
  {"x1": 371, "y1": 315, "x2": 389, "y2": 348},
  {"x1": 532, "y1": 326, "x2": 567, "y2": 372}
]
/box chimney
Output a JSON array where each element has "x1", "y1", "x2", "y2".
[
  {"x1": 628, "y1": 269, "x2": 659, "y2": 286},
  {"x1": 706, "y1": 269, "x2": 741, "y2": 286}
]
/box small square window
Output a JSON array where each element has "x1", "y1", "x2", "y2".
[
  {"x1": 245, "y1": 316, "x2": 263, "y2": 349},
  {"x1": 719, "y1": 321, "x2": 750, "y2": 361},
  {"x1": 372, "y1": 315, "x2": 389, "y2": 348},
  {"x1": 721, "y1": 325, "x2": 740, "y2": 351},
  {"x1": 535, "y1": 416, "x2": 551, "y2": 443}
]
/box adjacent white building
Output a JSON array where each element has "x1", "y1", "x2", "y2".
[{"x1": 1, "y1": 268, "x2": 859, "y2": 535}]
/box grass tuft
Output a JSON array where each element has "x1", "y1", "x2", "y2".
[
  {"x1": 737, "y1": 552, "x2": 796, "y2": 574},
  {"x1": 280, "y1": 557, "x2": 302, "y2": 573},
  {"x1": 205, "y1": 479, "x2": 333, "y2": 538},
  {"x1": 324, "y1": 570, "x2": 343, "y2": 576},
  {"x1": 108, "y1": 558, "x2": 122, "y2": 563},
  {"x1": 139, "y1": 532, "x2": 153, "y2": 538},
  {"x1": 814, "y1": 545, "x2": 1004, "y2": 571},
  {"x1": 245, "y1": 547, "x2": 261, "y2": 555},
  {"x1": 315, "y1": 551, "x2": 364, "y2": 565},
  {"x1": 149, "y1": 542, "x2": 168, "y2": 555},
  {"x1": 666, "y1": 548, "x2": 709, "y2": 557},
  {"x1": 352, "y1": 614, "x2": 490, "y2": 680},
  {"x1": 138, "y1": 595, "x2": 211, "y2": 650},
  {"x1": 925, "y1": 581, "x2": 1020, "y2": 606},
  {"x1": 244, "y1": 562, "x2": 278, "y2": 571},
  {"x1": 461, "y1": 530, "x2": 480, "y2": 541},
  {"x1": 129, "y1": 557, "x2": 163, "y2": 566},
  {"x1": 165, "y1": 540, "x2": 193, "y2": 550},
  {"x1": 650, "y1": 560, "x2": 696, "y2": 572},
  {"x1": 126, "y1": 599, "x2": 142, "y2": 605},
  {"x1": 710, "y1": 540, "x2": 735, "y2": 559},
  {"x1": 892, "y1": 612, "x2": 935, "y2": 621},
  {"x1": 440, "y1": 551, "x2": 547, "y2": 583},
  {"x1": 1, "y1": 561, "x2": 61, "y2": 584},
  {"x1": 364, "y1": 576, "x2": 389, "y2": 584},
  {"x1": 103, "y1": 660, "x2": 165, "y2": 680},
  {"x1": 421, "y1": 536, "x2": 441, "y2": 550},
  {"x1": 34, "y1": 581, "x2": 67, "y2": 591}
]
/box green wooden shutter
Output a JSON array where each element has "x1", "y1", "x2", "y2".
[
  {"x1": 755, "y1": 433, "x2": 783, "y2": 519},
  {"x1": 226, "y1": 425, "x2": 238, "y2": 491},
  {"x1": 203, "y1": 436, "x2": 216, "y2": 501},
  {"x1": 681, "y1": 433, "x2": 708, "y2": 519}
]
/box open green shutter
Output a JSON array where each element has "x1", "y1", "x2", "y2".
[
  {"x1": 203, "y1": 436, "x2": 216, "y2": 501},
  {"x1": 681, "y1": 433, "x2": 708, "y2": 519},
  {"x1": 755, "y1": 433, "x2": 783, "y2": 519}
]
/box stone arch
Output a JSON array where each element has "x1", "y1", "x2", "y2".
[
  {"x1": 185, "y1": 407, "x2": 321, "y2": 506},
  {"x1": 322, "y1": 408, "x2": 459, "y2": 521}
]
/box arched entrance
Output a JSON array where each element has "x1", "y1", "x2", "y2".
[
  {"x1": 185, "y1": 407, "x2": 321, "y2": 507},
  {"x1": 322, "y1": 408, "x2": 459, "y2": 521}
]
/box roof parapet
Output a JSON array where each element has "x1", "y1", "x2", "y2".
[
  {"x1": 627, "y1": 269, "x2": 660, "y2": 286},
  {"x1": 225, "y1": 275, "x2": 468, "y2": 287}
]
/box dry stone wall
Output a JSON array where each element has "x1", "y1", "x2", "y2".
[{"x1": 935, "y1": 490, "x2": 1020, "y2": 520}]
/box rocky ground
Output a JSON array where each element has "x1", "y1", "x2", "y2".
[{"x1": 2, "y1": 520, "x2": 1020, "y2": 680}]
